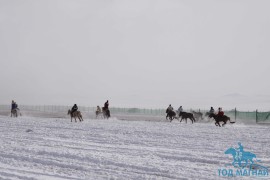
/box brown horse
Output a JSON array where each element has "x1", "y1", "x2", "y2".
[
  {"x1": 11, "y1": 109, "x2": 18, "y2": 117},
  {"x1": 209, "y1": 113, "x2": 234, "y2": 127},
  {"x1": 179, "y1": 112, "x2": 195, "y2": 124},
  {"x1": 68, "y1": 110, "x2": 83, "y2": 122}
]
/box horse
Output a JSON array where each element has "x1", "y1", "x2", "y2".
[
  {"x1": 192, "y1": 111, "x2": 203, "y2": 121},
  {"x1": 102, "y1": 108, "x2": 110, "y2": 119},
  {"x1": 208, "y1": 113, "x2": 234, "y2": 127},
  {"x1": 179, "y1": 112, "x2": 195, "y2": 124},
  {"x1": 67, "y1": 110, "x2": 83, "y2": 122},
  {"x1": 11, "y1": 109, "x2": 18, "y2": 117},
  {"x1": 166, "y1": 109, "x2": 176, "y2": 121},
  {"x1": 225, "y1": 147, "x2": 256, "y2": 168},
  {"x1": 96, "y1": 110, "x2": 103, "y2": 119},
  {"x1": 205, "y1": 112, "x2": 215, "y2": 118}
]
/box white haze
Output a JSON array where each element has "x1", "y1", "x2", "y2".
[{"x1": 0, "y1": 0, "x2": 270, "y2": 110}]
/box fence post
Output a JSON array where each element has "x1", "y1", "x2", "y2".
[
  {"x1": 256, "y1": 109, "x2": 258, "y2": 123},
  {"x1": 235, "y1": 107, "x2": 237, "y2": 121}
]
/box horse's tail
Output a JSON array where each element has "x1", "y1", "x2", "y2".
[{"x1": 228, "y1": 117, "x2": 235, "y2": 124}]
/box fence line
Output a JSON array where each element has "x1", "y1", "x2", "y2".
[{"x1": 0, "y1": 105, "x2": 269, "y2": 122}]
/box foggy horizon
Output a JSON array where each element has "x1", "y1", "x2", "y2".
[{"x1": 1, "y1": 0, "x2": 270, "y2": 110}]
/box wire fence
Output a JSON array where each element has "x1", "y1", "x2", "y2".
[{"x1": 0, "y1": 105, "x2": 269, "y2": 123}]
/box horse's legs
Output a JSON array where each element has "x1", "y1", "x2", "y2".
[{"x1": 180, "y1": 117, "x2": 183, "y2": 123}]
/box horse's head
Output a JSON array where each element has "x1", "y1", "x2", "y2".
[
  {"x1": 208, "y1": 113, "x2": 215, "y2": 118},
  {"x1": 225, "y1": 147, "x2": 236, "y2": 155},
  {"x1": 68, "y1": 109, "x2": 71, "y2": 115}
]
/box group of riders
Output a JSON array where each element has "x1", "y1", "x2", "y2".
[
  {"x1": 166, "y1": 104, "x2": 224, "y2": 121},
  {"x1": 166, "y1": 104, "x2": 224, "y2": 118},
  {"x1": 70, "y1": 100, "x2": 110, "y2": 119},
  {"x1": 165, "y1": 104, "x2": 233, "y2": 127},
  {"x1": 11, "y1": 100, "x2": 111, "y2": 119},
  {"x1": 11, "y1": 100, "x2": 228, "y2": 125},
  {"x1": 69, "y1": 100, "x2": 111, "y2": 118},
  {"x1": 96, "y1": 100, "x2": 110, "y2": 118}
]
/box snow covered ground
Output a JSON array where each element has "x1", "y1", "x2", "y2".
[{"x1": 0, "y1": 115, "x2": 269, "y2": 179}]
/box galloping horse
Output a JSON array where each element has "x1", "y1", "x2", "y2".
[
  {"x1": 102, "y1": 108, "x2": 110, "y2": 119},
  {"x1": 208, "y1": 113, "x2": 233, "y2": 127},
  {"x1": 179, "y1": 112, "x2": 195, "y2": 124},
  {"x1": 68, "y1": 110, "x2": 83, "y2": 122},
  {"x1": 166, "y1": 109, "x2": 176, "y2": 121}
]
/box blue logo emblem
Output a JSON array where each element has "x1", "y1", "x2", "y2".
[
  {"x1": 218, "y1": 143, "x2": 269, "y2": 177},
  {"x1": 225, "y1": 142, "x2": 257, "y2": 168}
]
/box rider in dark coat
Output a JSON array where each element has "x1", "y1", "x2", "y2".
[
  {"x1": 209, "y1": 107, "x2": 215, "y2": 114},
  {"x1": 102, "y1": 100, "x2": 110, "y2": 118},
  {"x1": 71, "y1": 104, "x2": 78, "y2": 115},
  {"x1": 103, "y1": 100, "x2": 109, "y2": 111},
  {"x1": 11, "y1": 100, "x2": 16, "y2": 111}
]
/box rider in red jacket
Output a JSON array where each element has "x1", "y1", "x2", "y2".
[{"x1": 217, "y1": 107, "x2": 224, "y2": 116}]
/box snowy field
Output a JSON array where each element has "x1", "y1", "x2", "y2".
[{"x1": 0, "y1": 115, "x2": 269, "y2": 180}]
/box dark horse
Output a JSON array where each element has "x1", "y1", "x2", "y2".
[
  {"x1": 102, "y1": 108, "x2": 110, "y2": 119},
  {"x1": 166, "y1": 109, "x2": 176, "y2": 121},
  {"x1": 209, "y1": 113, "x2": 234, "y2": 127},
  {"x1": 179, "y1": 112, "x2": 195, "y2": 124},
  {"x1": 68, "y1": 110, "x2": 83, "y2": 122},
  {"x1": 11, "y1": 109, "x2": 18, "y2": 117}
]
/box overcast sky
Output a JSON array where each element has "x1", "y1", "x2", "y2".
[{"x1": 0, "y1": 0, "x2": 270, "y2": 110}]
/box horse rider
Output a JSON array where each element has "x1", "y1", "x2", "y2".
[
  {"x1": 178, "y1": 106, "x2": 183, "y2": 116},
  {"x1": 237, "y1": 142, "x2": 244, "y2": 153},
  {"x1": 14, "y1": 102, "x2": 19, "y2": 110},
  {"x1": 103, "y1": 100, "x2": 109, "y2": 111},
  {"x1": 209, "y1": 107, "x2": 215, "y2": 114},
  {"x1": 11, "y1": 100, "x2": 16, "y2": 112},
  {"x1": 217, "y1": 107, "x2": 224, "y2": 117},
  {"x1": 103, "y1": 100, "x2": 111, "y2": 118},
  {"x1": 71, "y1": 104, "x2": 78, "y2": 115},
  {"x1": 166, "y1": 104, "x2": 173, "y2": 112}
]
